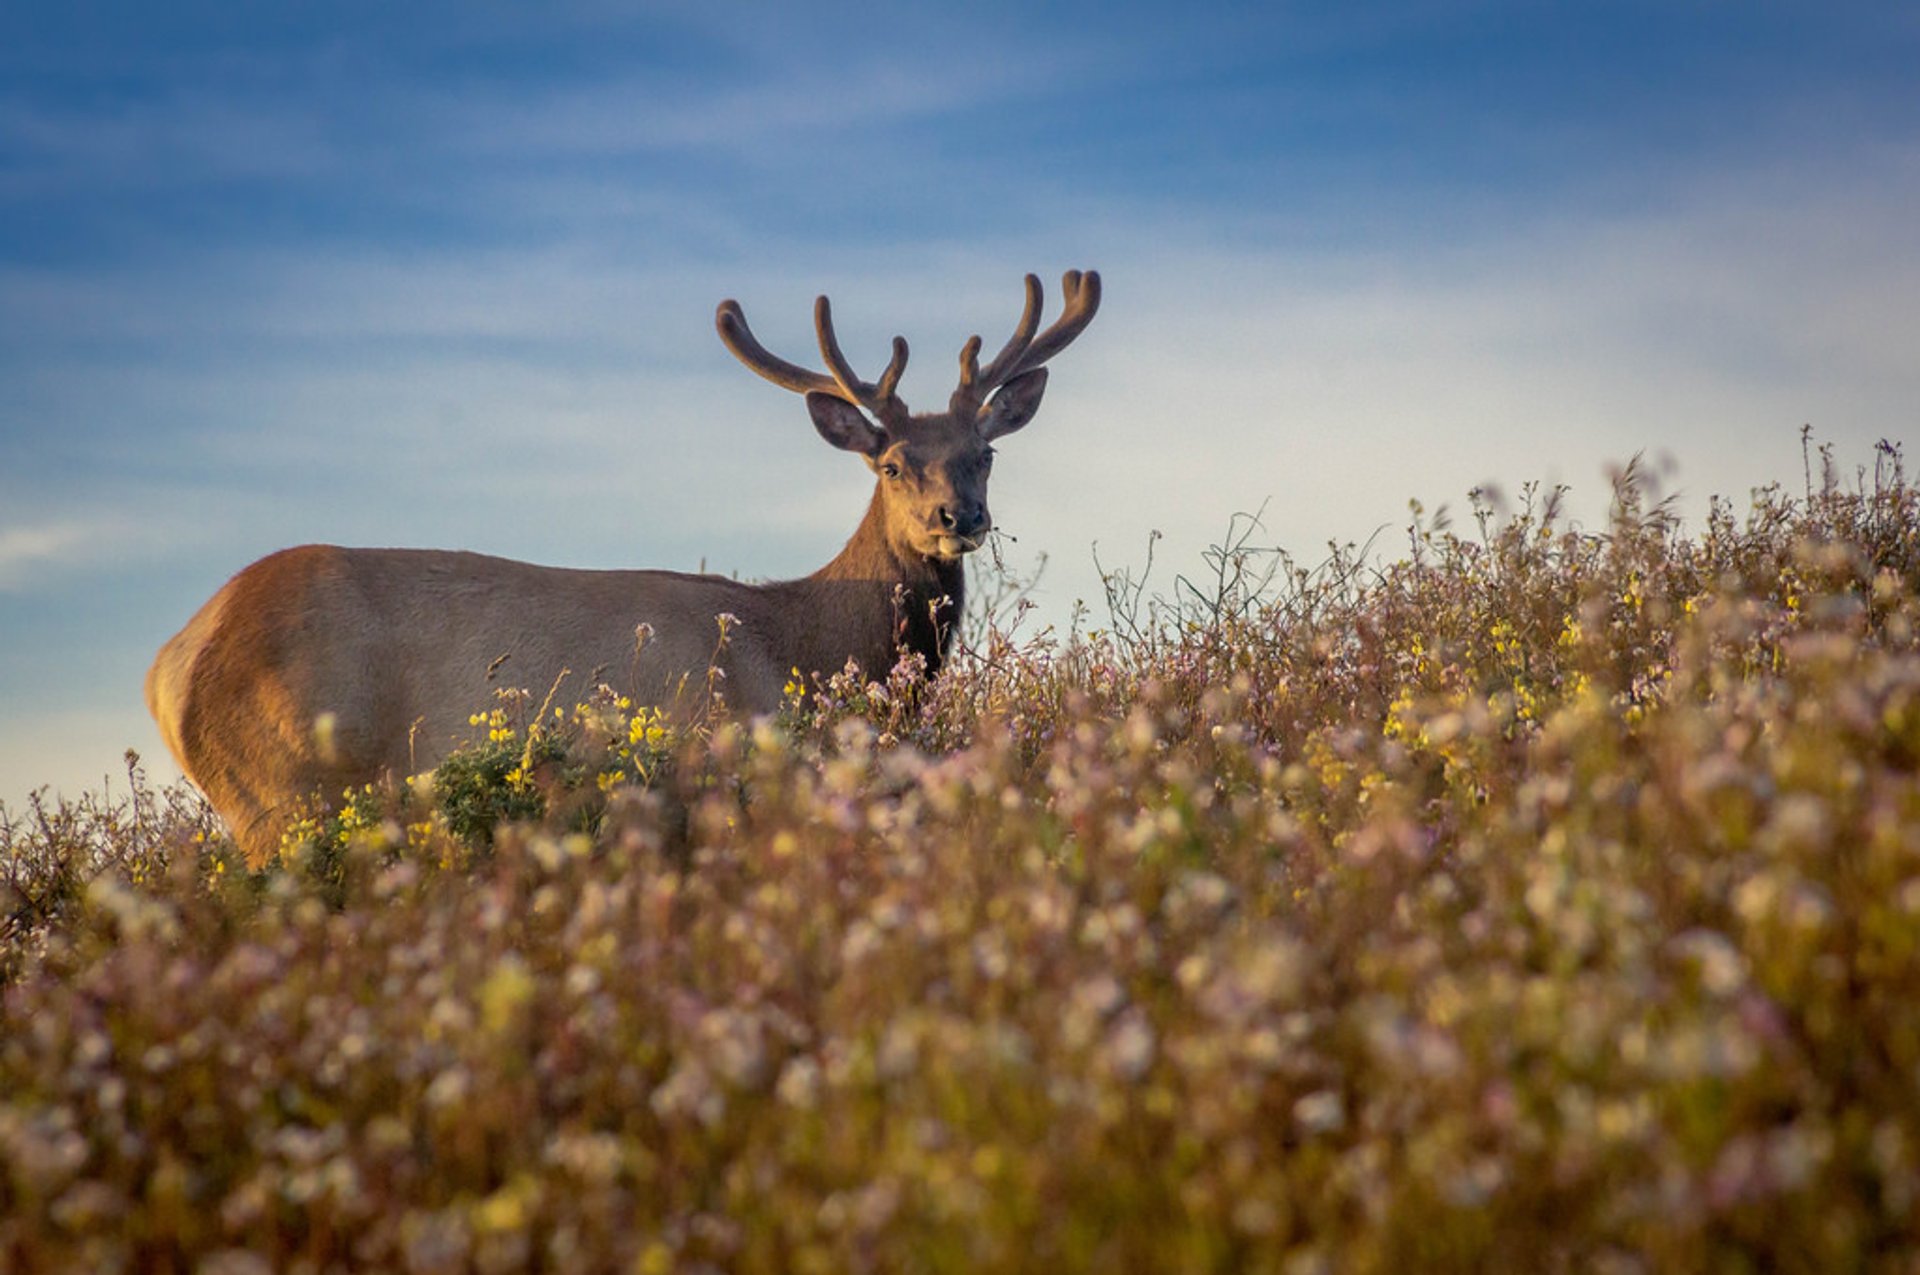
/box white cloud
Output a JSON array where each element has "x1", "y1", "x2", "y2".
[
  {"x1": 0, "y1": 521, "x2": 117, "y2": 591},
  {"x1": 0, "y1": 94, "x2": 341, "y2": 192},
  {"x1": 455, "y1": 61, "x2": 1016, "y2": 159}
]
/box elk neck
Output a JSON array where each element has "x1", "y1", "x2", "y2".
[{"x1": 788, "y1": 483, "x2": 966, "y2": 679}]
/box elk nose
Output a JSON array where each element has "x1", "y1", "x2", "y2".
[{"x1": 939, "y1": 503, "x2": 989, "y2": 537}]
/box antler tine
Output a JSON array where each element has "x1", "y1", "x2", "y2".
[
  {"x1": 715, "y1": 299, "x2": 841, "y2": 398},
  {"x1": 815, "y1": 295, "x2": 911, "y2": 423},
  {"x1": 975, "y1": 272, "x2": 1044, "y2": 388},
  {"x1": 1005, "y1": 269, "x2": 1101, "y2": 380},
  {"x1": 953, "y1": 334, "x2": 984, "y2": 406},
  {"x1": 875, "y1": 335, "x2": 909, "y2": 404},
  {"x1": 951, "y1": 271, "x2": 1100, "y2": 418}
]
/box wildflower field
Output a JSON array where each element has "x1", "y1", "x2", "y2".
[{"x1": 6, "y1": 442, "x2": 1920, "y2": 1272}]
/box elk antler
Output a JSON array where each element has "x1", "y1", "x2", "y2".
[
  {"x1": 951, "y1": 270, "x2": 1102, "y2": 419},
  {"x1": 717, "y1": 295, "x2": 911, "y2": 426}
]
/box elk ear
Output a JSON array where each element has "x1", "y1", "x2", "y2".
[
  {"x1": 978, "y1": 367, "x2": 1048, "y2": 441},
  {"x1": 807, "y1": 392, "x2": 888, "y2": 455}
]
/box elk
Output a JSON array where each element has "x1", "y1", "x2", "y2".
[{"x1": 146, "y1": 269, "x2": 1101, "y2": 862}]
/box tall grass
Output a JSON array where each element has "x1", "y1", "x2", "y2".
[{"x1": 5, "y1": 438, "x2": 1920, "y2": 1272}]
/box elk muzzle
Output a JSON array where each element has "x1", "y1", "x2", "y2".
[{"x1": 937, "y1": 501, "x2": 990, "y2": 541}]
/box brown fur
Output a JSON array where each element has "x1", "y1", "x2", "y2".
[{"x1": 147, "y1": 272, "x2": 1098, "y2": 863}]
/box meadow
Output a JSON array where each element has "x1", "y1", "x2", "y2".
[{"x1": 5, "y1": 438, "x2": 1920, "y2": 1272}]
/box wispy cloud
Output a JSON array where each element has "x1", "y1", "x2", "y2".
[
  {"x1": 0, "y1": 94, "x2": 342, "y2": 193},
  {"x1": 454, "y1": 61, "x2": 1026, "y2": 159},
  {"x1": 0, "y1": 520, "x2": 119, "y2": 591}
]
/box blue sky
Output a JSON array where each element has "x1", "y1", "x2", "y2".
[{"x1": 4, "y1": 2, "x2": 1918, "y2": 808}]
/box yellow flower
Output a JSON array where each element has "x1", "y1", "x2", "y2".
[
  {"x1": 628, "y1": 706, "x2": 671, "y2": 750},
  {"x1": 1383, "y1": 690, "x2": 1421, "y2": 745}
]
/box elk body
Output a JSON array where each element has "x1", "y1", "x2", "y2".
[{"x1": 147, "y1": 270, "x2": 1101, "y2": 862}]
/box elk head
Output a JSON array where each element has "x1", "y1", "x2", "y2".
[{"x1": 716, "y1": 270, "x2": 1101, "y2": 563}]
